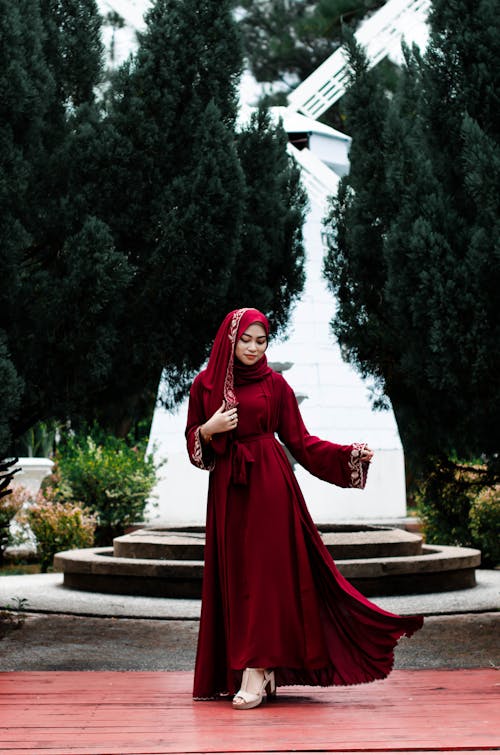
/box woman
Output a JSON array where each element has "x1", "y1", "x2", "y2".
[{"x1": 186, "y1": 308, "x2": 423, "y2": 709}]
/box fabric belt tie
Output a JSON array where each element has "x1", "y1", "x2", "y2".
[{"x1": 231, "y1": 433, "x2": 275, "y2": 486}]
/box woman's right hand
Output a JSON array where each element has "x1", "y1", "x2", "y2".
[{"x1": 200, "y1": 402, "x2": 238, "y2": 442}]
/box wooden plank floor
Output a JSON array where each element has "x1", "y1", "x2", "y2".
[{"x1": 0, "y1": 669, "x2": 498, "y2": 754}]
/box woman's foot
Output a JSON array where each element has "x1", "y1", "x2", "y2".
[{"x1": 232, "y1": 668, "x2": 276, "y2": 710}]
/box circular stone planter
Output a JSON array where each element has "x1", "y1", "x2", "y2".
[
  {"x1": 112, "y1": 526, "x2": 423, "y2": 562},
  {"x1": 54, "y1": 524, "x2": 481, "y2": 598}
]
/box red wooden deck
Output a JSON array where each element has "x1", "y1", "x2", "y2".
[{"x1": 0, "y1": 669, "x2": 498, "y2": 754}]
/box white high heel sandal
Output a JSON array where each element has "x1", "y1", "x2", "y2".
[{"x1": 232, "y1": 668, "x2": 276, "y2": 710}]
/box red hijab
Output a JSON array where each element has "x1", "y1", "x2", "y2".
[{"x1": 200, "y1": 307, "x2": 272, "y2": 423}]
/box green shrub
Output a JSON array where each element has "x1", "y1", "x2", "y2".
[
  {"x1": 469, "y1": 486, "x2": 500, "y2": 568},
  {"x1": 23, "y1": 496, "x2": 96, "y2": 572},
  {"x1": 0, "y1": 485, "x2": 31, "y2": 565},
  {"x1": 416, "y1": 461, "x2": 482, "y2": 548},
  {"x1": 56, "y1": 433, "x2": 159, "y2": 545},
  {"x1": 417, "y1": 459, "x2": 499, "y2": 567}
]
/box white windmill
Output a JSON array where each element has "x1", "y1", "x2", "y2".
[{"x1": 97, "y1": 0, "x2": 431, "y2": 525}]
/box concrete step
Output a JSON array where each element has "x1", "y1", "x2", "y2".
[{"x1": 113, "y1": 526, "x2": 423, "y2": 561}]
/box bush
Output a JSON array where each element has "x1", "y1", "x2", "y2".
[
  {"x1": 469, "y1": 486, "x2": 500, "y2": 568},
  {"x1": 417, "y1": 458, "x2": 499, "y2": 566},
  {"x1": 0, "y1": 485, "x2": 31, "y2": 565},
  {"x1": 23, "y1": 495, "x2": 96, "y2": 573},
  {"x1": 416, "y1": 460, "x2": 482, "y2": 548},
  {"x1": 55, "y1": 433, "x2": 159, "y2": 545}
]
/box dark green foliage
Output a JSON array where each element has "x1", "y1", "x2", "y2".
[
  {"x1": 382, "y1": 1, "x2": 500, "y2": 465},
  {"x1": 87, "y1": 0, "x2": 246, "y2": 416},
  {"x1": 0, "y1": 0, "x2": 306, "y2": 453},
  {"x1": 7, "y1": 216, "x2": 133, "y2": 440},
  {"x1": 416, "y1": 460, "x2": 483, "y2": 550},
  {"x1": 324, "y1": 2, "x2": 500, "y2": 474},
  {"x1": 0, "y1": 337, "x2": 23, "y2": 456},
  {"x1": 84, "y1": 0, "x2": 306, "y2": 415},
  {"x1": 0, "y1": 0, "x2": 131, "y2": 452},
  {"x1": 417, "y1": 460, "x2": 499, "y2": 568},
  {"x1": 40, "y1": 0, "x2": 104, "y2": 108},
  {"x1": 0, "y1": 0, "x2": 52, "y2": 309},
  {"x1": 469, "y1": 486, "x2": 500, "y2": 568},
  {"x1": 323, "y1": 33, "x2": 394, "y2": 405}
]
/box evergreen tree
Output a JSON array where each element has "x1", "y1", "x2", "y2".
[
  {"x1": 0, "y1": 0, "x2": 132, "y2": 453},
  {"x1": 84, "y1": 0, "x2": 246, "y2": 423},
  {"x1": 40, "y1": 0, "x2": 103, "y2": 108},
  {"x1": 323, "y1": 34, "x2": 395, "y2": 406},
  {"x1": 324, "y1": 2, "x2": 500, "y2": 473},
  {"x1": 1, "y1": 0, "x2": 307, "y2": 451},
  {"x1": 382, "y1": 0, "x2": 500, "y2": 466},
  {"x1": 84, "y1": 0, "x2": 307, "y2": 425},
  {"x1": 0, "y1": 335, "x2": 23, "y2": 456},
  {"x1": 34, "y1": 0, "x2": 105, "y2": 249},
  {"x1": 0, "y1": 0, "x2": 53, "y2": 445}
]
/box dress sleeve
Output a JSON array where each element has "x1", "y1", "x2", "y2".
[
  {"x1": 276, "y1": 377, "x2": 370, "y2": 489},
  {"x1": 185, "y1": 375, "x2": 215, "y2": 472}
]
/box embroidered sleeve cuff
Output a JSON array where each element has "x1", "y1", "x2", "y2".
[
  {"x1": 192, "y1": 426, "x2": 216, "y2": 471},
  {"x1": 348, "y1": 442, "x2": 369, "y2": 489}
]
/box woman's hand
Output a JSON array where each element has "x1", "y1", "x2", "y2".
[
  {"x1": 200, "y1": 402, "x2": 238, "y2": 442},
  {"x1": 360, "y1": 446, "x2": 374, "y2": 462}
]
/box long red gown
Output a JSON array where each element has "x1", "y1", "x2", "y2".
[{"x1": 186, "y1": 369, "x2": 423, "y2": 699}]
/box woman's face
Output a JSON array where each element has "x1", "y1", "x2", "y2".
[{"x1": 235, "y1": 322, "x2": 268, "y2": 366}]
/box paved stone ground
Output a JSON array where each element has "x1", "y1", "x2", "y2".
[
  {"x1": 0, "y1": 612, "x2": 498, "y2": 672},
  {"x1": 2, "y1": 569, "x2": 499, "y2": 617}
]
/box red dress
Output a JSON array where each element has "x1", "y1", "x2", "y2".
[{"x1": 186, "y1": 368, "x2": 423, "y2": 699}]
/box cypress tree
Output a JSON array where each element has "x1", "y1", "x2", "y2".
[
  {"x1": 0, "y1": 0, "x2": 53, "y2": 448},
  {"x1": 39, "y1": 0, "x2": 103, "y2": 108},
  {"x1": 85, "y1": 0, "x2": 247, "y2": 424},
  {"x1": 0, "y1": 335, "x2": 23, "y2": 455},
  {"x1": 0, "y1": 0, "x2": 132, "y2": 453},
  {"x1": 34, "y1": 0, "x2": 105, "y2": 248},
  {"x1": 382, "y1": 0, "x2": 500, "y2": 465},
  {"x1": 323, "y1": 34, "x2": 395, "y2": 408},
  {"x1": 88, "y1": 0, "x2": 307, "y2": 425},
  {"x1": 324, "y1": 1, "x2": 500, "y2": 473},
  {"x1": 1, "y1": 0, "x2": 308, "y2": 450}
]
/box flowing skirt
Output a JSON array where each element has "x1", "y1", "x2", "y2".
[{"x1": 193, "y1": 435, "x2": 423, "y2": 699}]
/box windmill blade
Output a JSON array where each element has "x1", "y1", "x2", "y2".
[
  {"x1": 288, "y1": 144, "x2": 340, "y2": 215},
  {"x1": 287, "y1": 0, "x2": 431, "y2": 120}
]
